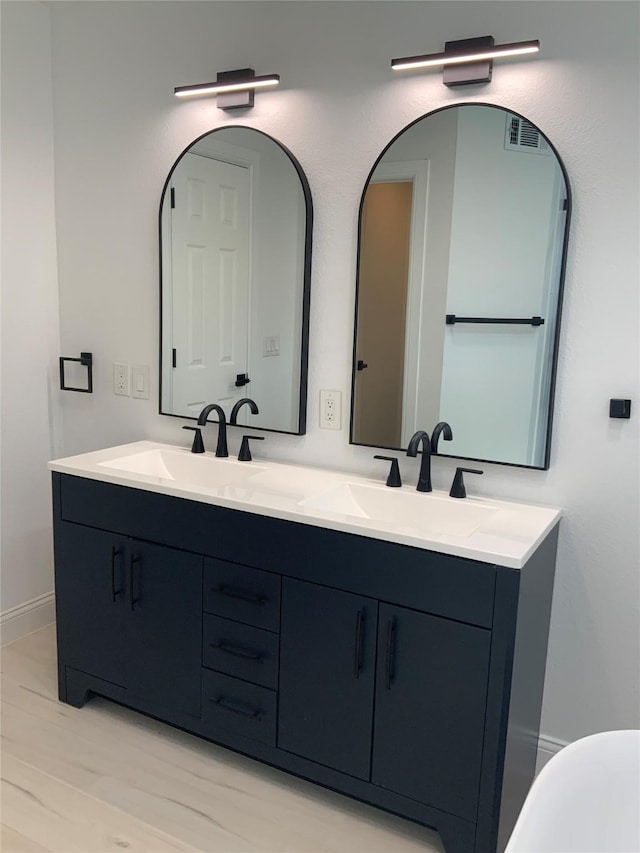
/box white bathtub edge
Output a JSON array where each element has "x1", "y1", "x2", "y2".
[{"x1": 536, "y1": 732, "x2": 568, "y2": 774}]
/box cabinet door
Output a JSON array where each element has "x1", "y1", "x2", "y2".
[
  {"x1": 54, "y1": 521, "x2": 128, "y2": 687},
  {"x1": 372, "y1": 604, "x2": 491, "y2": 822},
  {"x1": 127, "y1": 540, "x2": 202, "y2": 718},
  {"x1": 278, "y1": 579, "x2": 377, "y2": 779}
]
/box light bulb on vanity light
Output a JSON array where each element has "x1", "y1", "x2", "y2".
[
  {"x1": 391, "y1": 37, "x2": 540, "y2": 86},
  {"x1": 174, "y1": 68, "x2": 280, "y2": 110}
]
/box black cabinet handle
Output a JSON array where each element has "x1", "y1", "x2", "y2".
[
  {"x1": 129, "y1": 554, "x2": 141, "y2": 611},
  {"x1": 111, "y1": 546, "x2": 123, "y2": 602},
  {"x1": 354, "y1": 610, "x2": 364, "y2": 678},
  {"x1": 385, "y1": 618, "x2": 396, "y2": 690},
  {"x1": 210, "y1": 695, "x2": 261, "y2": 720},
  {"x1": 209, "y1": 641, "x2": 263, "y2": 663},
  {"x1": 209, "y1": 584, "x2": 265, "y2": 605}
]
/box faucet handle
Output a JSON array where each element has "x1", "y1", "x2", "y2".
[
  {"x1": 183, "y1": 425, "x2": 205, "y2": 454},
  {"x1": 238, "y1": 435, "x2": 264, "y2": 462},
  {"x1": 449, "y1": 467, "x2": 483, "y2": 499},
  {"x1": 373, "y1": 455, "x2": 402, "y2": 488}
]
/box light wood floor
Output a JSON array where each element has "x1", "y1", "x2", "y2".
[{"x1": 1, "y1": 625, "x2": 444, "y2": 852}]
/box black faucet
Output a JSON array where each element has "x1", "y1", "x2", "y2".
[
  {"x1": 196, "y1": 404, "x2": 228, "y2": 458},
  {"x1": 431, "y1": 421, "x2": 453, "y2": 453},
  {"x1": 406, "y1": 430, "x2": 432, "y2": 492},
  {"x1": 230, "y1": 397, "x2": 259, "y2": 425}
]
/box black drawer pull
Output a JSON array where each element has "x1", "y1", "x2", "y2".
[
  {"x1": 129, "y1": 554, "x2": 141, "y2": 611},
  {"x1": 354, "y1": 609, "x2": 364, "y2": 678},
  {"x1": 210, "y1": 695, "x2": 261, "y2": 720},
  {"x1": 209, "y1": 584, "x2": 266, "y2": 605},
  {"x1": 385, "y1": 617, "x2": 396, "y2": 690},
  {"x1": 110, "y1": 546, "x2": 123, "y2": 602},
  {"x1": 210, "y1": 641, "x2": 264, "y2": 663}
]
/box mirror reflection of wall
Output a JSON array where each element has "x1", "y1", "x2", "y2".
[
  {"x1": 160, "y1": 127, "x2": 312, "y2": 434},
  {"x1": 351, "y1": 104, "x2": 570, "y2": 469}
]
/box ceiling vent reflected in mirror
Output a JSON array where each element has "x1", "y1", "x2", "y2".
[{"x1": 505, "y1": 115, "x2": 550, "y2": 155}]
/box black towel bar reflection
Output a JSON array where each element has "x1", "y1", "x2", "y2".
[
  {"x1": 446, "y1": 315, "x2": 545, "y2": 326},
  {"x1": 59, "y1": 352, "x2": 93, "y2": 393}
]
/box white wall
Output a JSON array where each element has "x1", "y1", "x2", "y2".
[
  {"x1": 0, "y1": 1, "x2": 61, "y2": 642},
  {"x1": 5, "y1": 1, "x2": 638, "y2": 748}
]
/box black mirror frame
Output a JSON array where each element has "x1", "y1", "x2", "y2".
[
  {"x1": 158, "y1": 125, "x2": 313, "y2": 436},
  {"x1": 349, "y1": 102, "x2": 572, "y2": 470}
]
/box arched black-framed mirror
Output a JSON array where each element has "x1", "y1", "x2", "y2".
[
  {"x1": 160, "y1": 126, "x2": 312, "y2": 434},
  {"x1": 350, "y1": 103, "x2": 571, "y2": 469}
]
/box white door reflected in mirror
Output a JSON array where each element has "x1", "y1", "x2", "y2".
[
  {"x1": 160, "y1": 127, "x2": 312, "y2": 435},
  {"x1": 167, "y1": 153, "x2": 250, "y2": 417}
]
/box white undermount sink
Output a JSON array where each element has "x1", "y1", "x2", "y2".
[
  {"x1": 97, "y1": 447, "x2": 267, "y2": 489},
  {"x1": 49, "y1": 440, "x2": 561, "y2": 567},
  {"x1": 299, "y1": 482, "x2": 498, "y2": 538}
]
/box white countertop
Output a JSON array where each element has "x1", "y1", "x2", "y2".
[{"x1": 49, "y1": 440, "x2": 561, "y2": 569}]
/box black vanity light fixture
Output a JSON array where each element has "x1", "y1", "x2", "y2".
[
  {"x1": 391, "y1": 36, "x2": 540, "y2": 87},
  {"x1": 174, "y1": 67, "x2": 280, "y2": 110}
]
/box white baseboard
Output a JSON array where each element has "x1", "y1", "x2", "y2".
[
  {"x1": 536, "y1": 732, "x2": 568, "y2": 774},
  {"x1": 0, "y1": 591, "x2": 55, "y2": 646}
]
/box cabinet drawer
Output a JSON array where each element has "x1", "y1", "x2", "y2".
[
  {"x1": 202, "y1": 669, "x2": 276, "y2": 746},
  {"x1": 204, "y1": 558, "x2": 281, "y2": 632},
  {"x1": 203, "y1": 614, "x2": 279, "y2": 689}
]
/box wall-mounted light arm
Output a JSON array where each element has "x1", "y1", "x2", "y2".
[
  {"x1": 391, "y1": 37, "x2": 539, "y2": 86},
  {"x1": 174, "y1": 68, "x2": 280, "y2": 110}
]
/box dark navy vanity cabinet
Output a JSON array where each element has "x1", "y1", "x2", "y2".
[
  {"x1": 54, "y1": 521, "x2": 202, "y2": 717},
  {"x1": 279, "y1": 580, "x2": 378, "y2": 779},
  {"x1": 52, "y1": 472, "x2": 558, "y2": 853},
  {"x1": 371, "y1": 604, "x2": 491, "y2": 823}
]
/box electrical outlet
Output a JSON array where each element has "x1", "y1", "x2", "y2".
[
  {"x1": 131, "y1": 365, "x2": 150, "y2": 399},
  {"x1": 113, "y1": 363, "x2": 131, "y2": 396},
  {"x1": 320, "y1": 390, "x2": 341, "y2": 430}
]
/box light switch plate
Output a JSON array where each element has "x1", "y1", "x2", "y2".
[
  {"x1": 132, "y1": 365, "x2": 150, "y2": 399},
  {"x1": 263, "y1": 336, "x2": 280, "y2": 357}
]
